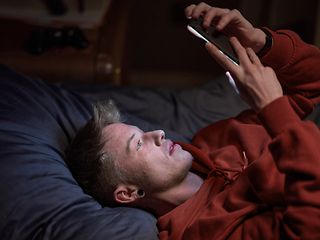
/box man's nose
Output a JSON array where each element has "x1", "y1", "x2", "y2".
[{"x1": 145, "y1": 130, "x2": 165, "y2": 146}]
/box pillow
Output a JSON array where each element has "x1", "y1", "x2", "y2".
[
  {"x1": 63, "y1": 75, "x2": 248, "y2": 141},
  {"x1": 0, "y1": 65, "x2": 160, "y2": 239}
]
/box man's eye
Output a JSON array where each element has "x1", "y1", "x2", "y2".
[{"x1": 136, "y1": 140, "x2": 143, "y2": 150}]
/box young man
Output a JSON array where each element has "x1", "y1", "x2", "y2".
[{"x1": 66, "y1": 2, "x2": 320, "y2": 239}]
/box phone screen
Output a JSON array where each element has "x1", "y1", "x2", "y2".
[{"x1": 188, "y1": 17, "x2": 238, "y2": 65}]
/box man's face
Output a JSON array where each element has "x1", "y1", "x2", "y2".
[{"x1": 102, "y1": 123, "x2": 193, "y2": 193}]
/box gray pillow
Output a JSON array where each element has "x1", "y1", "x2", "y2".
[{"x1": 0, "y1": 65, "x2": 159, "y2": 240}]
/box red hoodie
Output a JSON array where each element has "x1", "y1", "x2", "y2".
[{"x1": 157, "y1": 29, "x2": 320, "y2": 239}]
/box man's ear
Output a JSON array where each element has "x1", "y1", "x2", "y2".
[{"x1": 114, "y1": 184, "x2": 139, "y2": 204}]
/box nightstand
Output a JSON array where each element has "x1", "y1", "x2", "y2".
[{"x1": 0, "y1": 0, "x2": 133, "y2": 85}]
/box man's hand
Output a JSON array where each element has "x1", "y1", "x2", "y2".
[
  {"x1": 185, "y1": 2, "x2": 266, "y2": 54},
  {"x1": 206, "y1": 37, "x2": 283, "y2": 112}
]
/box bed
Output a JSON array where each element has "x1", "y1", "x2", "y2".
[{"x1": 6, "y1": 63, "x2": 319, "y2": 239}]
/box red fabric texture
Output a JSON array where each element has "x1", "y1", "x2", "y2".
[{"x1": 157, "y1": 29, "x2": 320, "y2": 239}]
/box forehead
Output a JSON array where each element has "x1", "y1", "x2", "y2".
[
  {"x1": 103, "y1": 123, "x2": 134, "y2": 140},
  {"x1": 102, "y1": 123, "x2": 137, "y2": 152}
]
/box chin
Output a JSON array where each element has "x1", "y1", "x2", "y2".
[
  {"x1": 180, "y1": 149, "x2": 193, "y2": 163},
  {"x1": 178, "y1": 151, "x2": 193, "y2": 173}
]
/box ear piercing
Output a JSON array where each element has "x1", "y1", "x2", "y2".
[{"x1": 137, "y1": 189, "x2": 145, "y2": 198}]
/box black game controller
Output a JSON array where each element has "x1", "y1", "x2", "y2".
[{"x1": 26, "y1": 26, "x2": 89, "y2": 55}]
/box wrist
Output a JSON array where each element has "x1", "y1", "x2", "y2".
[
  {"x1": 248, "y1": 28, "x2": 266, "y2": 53},
  {"x1": 256, "y1": 28, "x2": 273, "y2": 57}
]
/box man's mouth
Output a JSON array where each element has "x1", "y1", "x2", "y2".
[{"x1": 169, "y1": 141, "x2": 176, "y2": 155}]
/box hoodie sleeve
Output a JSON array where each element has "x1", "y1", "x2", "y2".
[
  {"x1": 258, "y1": 96, "x2": 320, "y2": 239},
  {"x1": 260, "y1": 29, "x2": 320, "y2": 118}
]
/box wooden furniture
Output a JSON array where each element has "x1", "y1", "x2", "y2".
[{"x1": 0, "y1": 0, "x2": 133, "y2": 85}]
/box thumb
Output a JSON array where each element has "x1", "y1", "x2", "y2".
[{"x1": 205, "y1": 42, "x2": 238, "y2": 74}]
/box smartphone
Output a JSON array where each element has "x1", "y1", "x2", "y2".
[{"x1": 187, "y1": 17, "x2": 239, "y2": 65}]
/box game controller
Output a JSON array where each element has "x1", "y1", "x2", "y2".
[{"x1": 26, "y1": 26, "x2": 89, "y2": 55}]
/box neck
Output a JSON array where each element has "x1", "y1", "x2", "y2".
[
  {"x1": 160, "y1": 172, "x2": 203, "y2": 205},
  {"x1": 145, "y1": 172, "x2": 204, "y2": 216}
]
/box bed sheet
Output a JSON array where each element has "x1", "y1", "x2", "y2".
[{"x1": 0, "y1": 64, "x2": 253, "y2": 240}]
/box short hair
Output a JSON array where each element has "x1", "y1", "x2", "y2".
[{"x1": 65, "y1": 99, "x2": 123, "y2": 206}]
